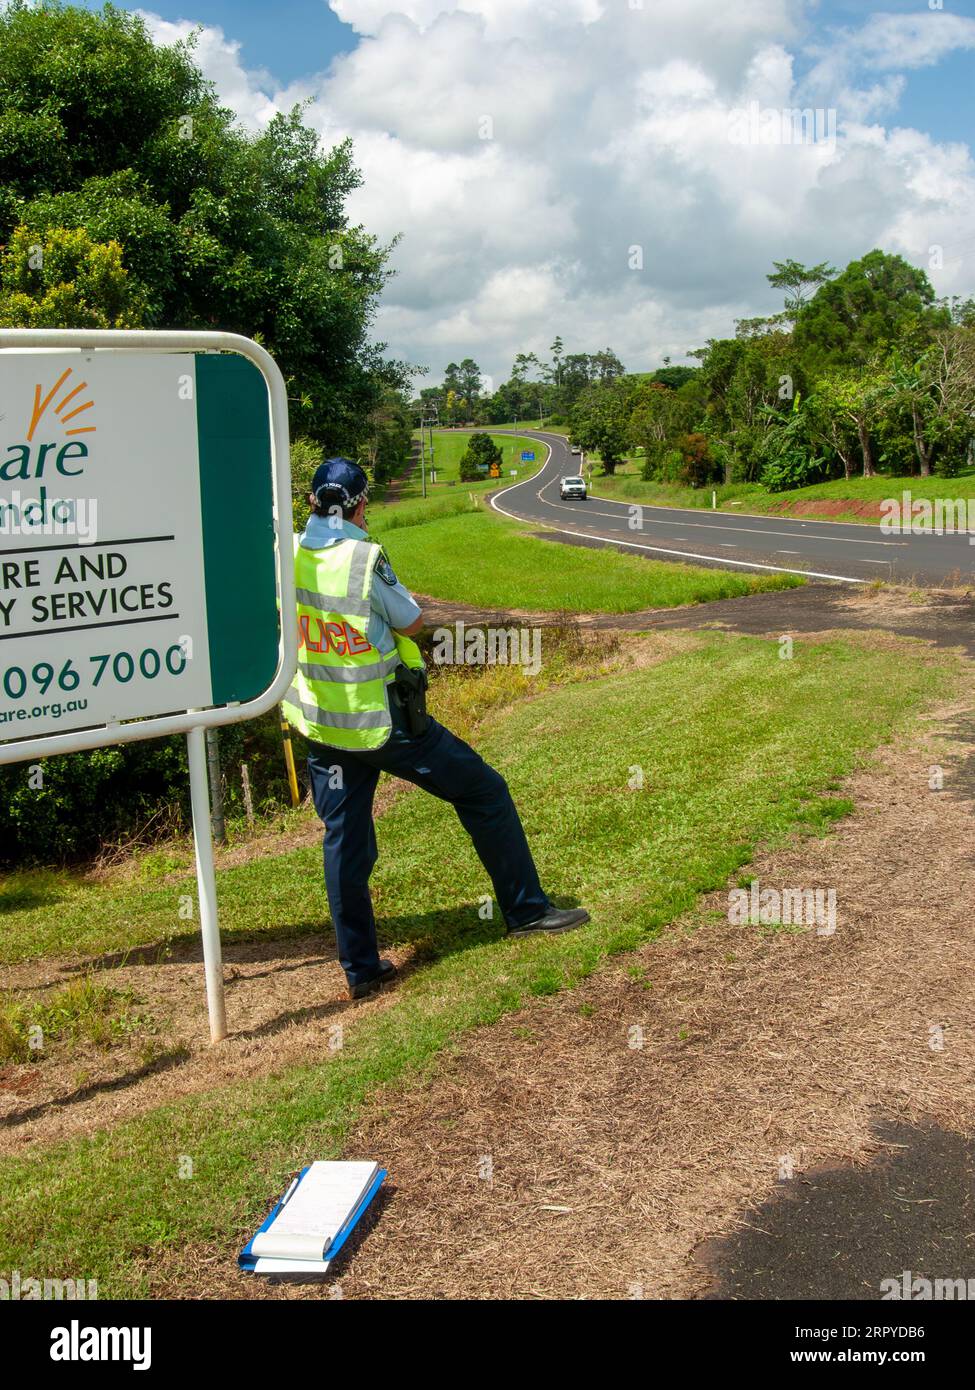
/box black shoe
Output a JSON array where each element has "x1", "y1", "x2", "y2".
[
  {"x1": 347, "y1": 959, "x2": 398, "y2": 1000},
  {"x1": 507, "y1": 907, "x2": 590, "y2": 938}
]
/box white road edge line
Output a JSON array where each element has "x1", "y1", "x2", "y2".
[
  {"x1": 536, "y1": 490, "x2": 904, "y2": 546},
  {"x1": 489, "y1": 430, "x2": 865, "y2": 583}
]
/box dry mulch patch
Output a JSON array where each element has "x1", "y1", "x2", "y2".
[
  {"x1": 0, "y1": 930, "x2": 418, "y2": 1157},
  {"x1": 149, "y1": 638, "x2": 975, "y2": 1299},
  {"x1": 0, "y1": 633, "x2": 671, "y2": 1155},
  {"x1": 7, "y1": 590, "x2": 975, "y2": 1298},
  {"x1": 765, "y1": 498, "x2": 887, "y2": 520}
]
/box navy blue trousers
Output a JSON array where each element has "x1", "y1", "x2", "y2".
[{"x1": 306, "y1": 700, "x2": 551, "y2": 986}]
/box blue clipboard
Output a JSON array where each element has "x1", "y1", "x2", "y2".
[{"x1": 239, "y1": 1166, "x2": 387, "y2": 1272}]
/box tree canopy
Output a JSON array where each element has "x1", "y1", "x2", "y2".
[
  {"x1": 419, "y1": 248, "x2": 974, "y2": 488},
  {"x1": 0, "y1": 0, "x2": 407, "y2": 451}
]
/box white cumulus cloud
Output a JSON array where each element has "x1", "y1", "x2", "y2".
[{"x1": 137, "y1": 2, "x2": 975, "y2": 384}]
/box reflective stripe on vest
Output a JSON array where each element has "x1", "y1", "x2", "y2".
[{"x1": 282, "y1": 536, "x2": 398, "y2": 750}]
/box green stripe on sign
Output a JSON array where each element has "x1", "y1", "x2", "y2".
[{"x1": 196, "y1": 353, "x2": 279, "y2": 706}]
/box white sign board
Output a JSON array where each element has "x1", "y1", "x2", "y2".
[
  {"x1": 1, "y1": 352, "x2": 213, "y2": 740},
  {"x1": 0, "y1": 330, "x2": 296, "y2": 765}
]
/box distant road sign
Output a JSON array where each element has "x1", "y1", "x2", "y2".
[{"x1": 521, "y1": 450, "x2": 535, "y2": 461}]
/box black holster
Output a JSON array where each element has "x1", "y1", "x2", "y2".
[{"x1": 391, "y1": 664, "x2": 430, "y2": 736}]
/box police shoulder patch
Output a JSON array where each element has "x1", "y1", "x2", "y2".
[{"x1": 375, "y1": 550, "x2": 398, "y2": 586}]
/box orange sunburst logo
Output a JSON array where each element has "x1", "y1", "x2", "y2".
[{"x1": 25, "y1": 366, "x2": 97, "y2": 443}]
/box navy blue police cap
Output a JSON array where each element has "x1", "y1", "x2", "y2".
[{"x1": 311, "y1": 457, "x2": 369, "y2": 510}]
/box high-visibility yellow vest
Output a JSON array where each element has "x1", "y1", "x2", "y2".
[{"x1": 282, "y1": 535, "x2": 423, "y2": 751}]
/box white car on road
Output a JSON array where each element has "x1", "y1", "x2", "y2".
[{"x1": 560, "y1": 475, "x2": 587, "y2": 500}]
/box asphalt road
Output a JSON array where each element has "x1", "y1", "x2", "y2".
[
  {"x1": 701, "y1": 1121, "x2": 975, "y2": 1301},
  {"x1": 490, "y1": 429, "x2": 975, "y2": 586}
]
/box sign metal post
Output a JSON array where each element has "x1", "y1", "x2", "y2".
[{"x1": 187, "y1": 722, "x2": 227, "y2": 1042}]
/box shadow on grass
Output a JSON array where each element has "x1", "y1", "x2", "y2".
[
  {"x1": 0, "y1": 873, "x2": 67, "y2": 915},
  {"x1": 58, "y1": 920, "x2": 328, "y2": 974},
  {"x1": 8, "y1": 897, "x2": 589, "y2": 1079},
  {"x1": 56, "y1": 895, "x2": 585, "y2": 979},
  {"x1": 0, "y1": 1046, "x2": 190, "y2": 1130},
  {"x1": 942, "y1": 710, "x2": 975, "y2": 805},
  {"x1": 0, "y1": 906, "x2": 507, "y2": 1126},
  {"x1": 230, "y1": 990, "x2": 379, "y2": 1042}
]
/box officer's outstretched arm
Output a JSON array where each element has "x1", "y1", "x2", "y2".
[{"x1": 394, "y1": 615, "x2": 424, "y2": 638}]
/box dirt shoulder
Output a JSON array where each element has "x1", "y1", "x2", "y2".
[
  {"x1": 325, "y1": 666, "x2": 975, "y2": 1300},
  {"x1": 146, "y1": 613, "x2": 975, "y2": 1299},
  {"x1": 7, "y1": 584, "x2": 974, "y2": 1299},
  {"x1": 414, "y1": 581, "x2": 975, "y2": 656}
]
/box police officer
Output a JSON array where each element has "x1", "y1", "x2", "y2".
[{"x1": 283, "y1": 456, "x2": 589, "y2": 1000}]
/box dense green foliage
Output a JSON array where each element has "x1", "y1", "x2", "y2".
[
  {"x1": 0, "y1": 1, "x2": 416, "y2": 862},
  {"x1": 458, "y1": 430, "x2": 502, "y2": 480},
  {"x1": 0, "y1": 0, "x2": 412, "y2": 456},
  {"x1": 0, "y1": 708, "x2": 304, "y2": 865},
  {"x1": 417, "y1": 252, "x2": 975, "y2": 487}
]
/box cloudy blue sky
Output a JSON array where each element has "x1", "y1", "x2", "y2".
[{"x1": 87, "y1": 1, "x2": 975, "y2": 384}]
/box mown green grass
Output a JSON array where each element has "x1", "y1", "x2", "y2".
[
  {"x1": 0, "y1": 631, "x2": 604, "y2": 967},
  {"x1": 0, "y1": 631, "x2": 952, "y2": 1293},
  {"x1": 592, "y1": 466, "x2": 975, "y2": 524},
  {"x1": 492, "y1": 420, "x2": 569, "y2": 437},
  {"x1": 367, "y1": 490, "x2": 480, "y2": 534},
  {"x1": 0, "y1": 851, "x2": 322, "y2": 967},
  {"x1": 377, "y1": 507, "x2": 801, "y2": 611},
  {"x1": 392, "y1": 430, "x2": 543, "y2": 503},
  {"x1": 0, "y1": 977, "x2": 150, "y2": 1062}
]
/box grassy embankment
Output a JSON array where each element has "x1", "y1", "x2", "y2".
[
  {"x1": 0, "y1": 627, "x2": 954, "y2": 1292},
  {"x1": 370, "y1": 432, "x2": 802, "y2": 612},
  {"x1": 588, "y1": 460, "x2": 975, "y2": 525},
  {"x1": 377, "y1": 508, "x2": 801, "y2": 611},
  {"x1": 397, "y1": 429, "x2": 542, "y2": 501}
]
